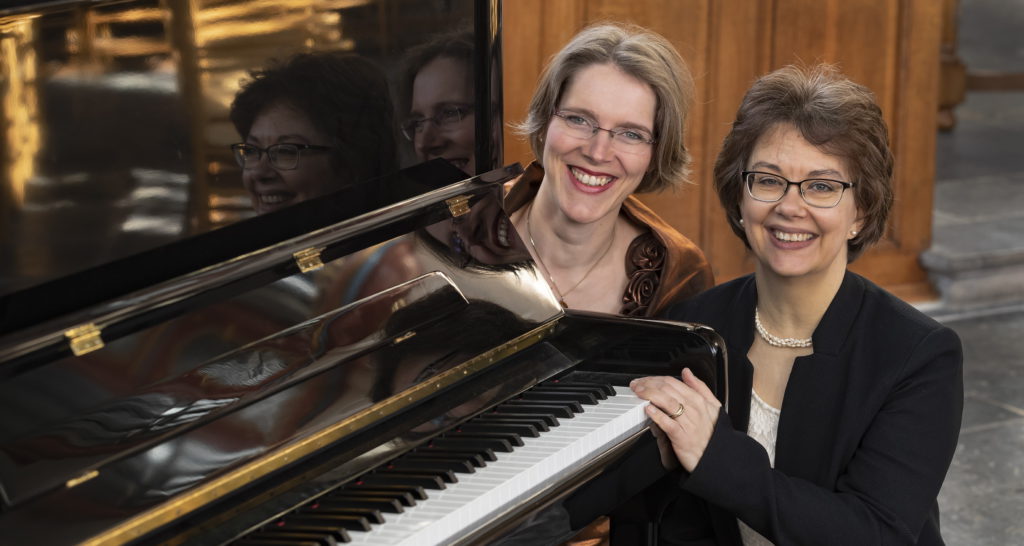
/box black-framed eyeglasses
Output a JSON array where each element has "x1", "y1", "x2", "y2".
[
  {"x1": 742, "y1": 170, "x2": 855, "y2": 208},
  {"x1": 552, "y1": 110, "x2": 656, "y2": 154},
  {"x1": 230, "y1": 143, "x2": 332, "y2": 170},
  {"x1": 401, "y1": 104, "x2": 474, "y2": 141}
]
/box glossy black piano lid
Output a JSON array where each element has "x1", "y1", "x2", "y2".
[
  {"x1": 0, "y1": 0, "x2": 503, "y2": 310},
  {"x1": 0, "y1": 160, "x2": 470, "y2": 337},
  {"x1": 0, "y1": 178, "x2": 565, "y2": 543}
]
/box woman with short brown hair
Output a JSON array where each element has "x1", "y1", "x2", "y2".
[{"x1": 632, "y1": 64, "x2": 962, "y2": 545}]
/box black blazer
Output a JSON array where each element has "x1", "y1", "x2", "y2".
[{"x1": 652, "y1": 271, "x2": 963, "y2": 545}]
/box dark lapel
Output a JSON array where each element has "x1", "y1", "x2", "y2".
[
  {"x1": 774, "y1": 271, "x2": 866, "y2": 478},
  {"x1": 721, "y1": 276, "x2": 758, "y2": 432}
]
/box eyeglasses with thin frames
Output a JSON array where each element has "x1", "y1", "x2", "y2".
[
  {"x1": 401, "y1": 104, "x2": 474, "y2": 141},
  {"x1": 231, "y1": 143, "x2": 332, "y2": 170},
  {"x1": 552, "y1": 110, "x2": 656, "y2": 154},
  {"x1": 742, "y1": 170, "x2": 855, "y2": 208}
]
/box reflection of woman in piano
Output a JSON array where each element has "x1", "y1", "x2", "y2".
[
  {"x1": 400, "y1": 30, "x2": 478, "y2": 176},
  {"x1": 630, "y1": 65, "x2": 963, "y2": 545},
  {"x1": 419, "y1": 188, "x2": 532, "y2": 271},
  {"x1": 229, "y1": 52, "x2": 398, "y2": 214},
  {"x1": 505, "y1": 23, "x2": 713, "y2": 317},
  {"x1": 369, "y1": 294, "x2": 533, "y2": 428}
]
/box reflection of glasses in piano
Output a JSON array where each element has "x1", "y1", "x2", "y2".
[
  {"x1": 230, "y1": 143, "x2": 333, "y2": 170},
  {"x1": 401, "y1": 105, "x2": 474, "y2": 141}
]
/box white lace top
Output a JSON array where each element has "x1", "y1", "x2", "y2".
[{"x1": 738, "y1": 390, "x2": 781, "y2": 546}]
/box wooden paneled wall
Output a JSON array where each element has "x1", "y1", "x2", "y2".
[{"x1": 502, "y1": 0, "x2": 943, "y2": 300}]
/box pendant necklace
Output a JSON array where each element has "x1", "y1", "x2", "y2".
[
  {"x1": 754, "y1": 307, "x2": 813, "y2": 348},
  {"x1": 525, "y1": 203, "x2": 615, "y2": 308}
]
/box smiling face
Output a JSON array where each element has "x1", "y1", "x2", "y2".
[
  {"x1": 538, "y1": 63, "x2": 656, "y2": 226},
  {"x1": 242, "y1": 102, "x2": 335, "y2": 214},
  {"x1": 409, "y1": 56, "x2": 476, "y2": 175},
  {"x1": 740, "y1": 122, "x2": 863, "y2": 281}
]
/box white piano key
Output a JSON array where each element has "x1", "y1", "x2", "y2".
[{"x1": 345, "y1": 386, "x2": 649, "y2": 546}]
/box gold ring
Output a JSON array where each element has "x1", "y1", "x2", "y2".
[{"x1": 668, "y1": 402, "x2": 685, "y2": 418}]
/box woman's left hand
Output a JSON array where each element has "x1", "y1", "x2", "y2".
[{"x1": 630, "y1": 368, "x2": 721, "y2": 473}]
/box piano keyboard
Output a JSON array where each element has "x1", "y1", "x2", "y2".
[{"x1": 234, "y1": 383, "x2": 649, "y2": 545}]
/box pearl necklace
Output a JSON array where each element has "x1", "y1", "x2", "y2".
[
  {"x1": 525, "y1": 203, "x2": 615, "y2": 308},
  {"x1": 754, "y1": 308, "x2": 813, "y2": 348}
]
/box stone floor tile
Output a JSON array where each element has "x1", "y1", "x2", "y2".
[{"x1": 939, "y1": 420, "x2": 1024, "y2": 545}]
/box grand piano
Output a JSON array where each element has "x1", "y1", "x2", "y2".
[{"x1": 0, "y1": 1, "x2": 726, "y2": 544}]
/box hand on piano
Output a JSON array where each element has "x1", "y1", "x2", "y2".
[{"x1": 630, "y1": 368, "x2": 721, "y2": 473}]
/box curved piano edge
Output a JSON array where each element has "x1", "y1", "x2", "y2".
[
  {"x1": 550, "y1": 309, "x2": 728, "y2": 409},
  {"x1": 639, "y1": 317, "x2": 730, "y2": 411}
]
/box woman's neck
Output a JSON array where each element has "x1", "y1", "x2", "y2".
[
  {"x1": 513, "y1": 186, "x2": 635, "y2": 313},
  {"x1": 753, "y1": 262, "x2": 846, "y2": 339},
  {"x1": 525, "y1": 191, "x2": 619, "y2": 270}
]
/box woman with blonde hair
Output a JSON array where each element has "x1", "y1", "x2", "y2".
[{"x1": 506, "y1": 22, "x2": 712, "y2": 317}]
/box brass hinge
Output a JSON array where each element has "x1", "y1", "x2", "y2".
[
  {"x1": 392, "y1": 330, "x2": 416, "y2": 345},
  {"x1": 66, "y1": 469, "x2": 99, "y2": 489},
  {"x1": 293, "y1": 247, "x2": 325, "y2": 273},
  {"x1": 445, "y1": 195, "x2": 471, "y2": 217},
  {"x1": 65, "y1": 323, "x2": 104, "y2": 356}
]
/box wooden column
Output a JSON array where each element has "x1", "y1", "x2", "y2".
[
  {"x1": 938, "y1": 0, "x2": 966, "y2": 129},
  {"x1": 503, "y1": 0, "x2": 942, "y2": 300}
]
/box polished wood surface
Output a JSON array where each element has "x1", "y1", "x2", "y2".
[
  {"x1": 939, "y1": 0, "x2": 967, "y2": 130},
  {"x1": 503, "y1": 0, "x2": 943, "y2": 300}
]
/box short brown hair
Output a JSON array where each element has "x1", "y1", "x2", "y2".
[
  {"x1": 712, "y1": 64, "x2": 894, "y2": 261},
  {"x1": 230, "y1": 52, "x2": 398, "y2": 186},
  {"x1": 516, "y1": 22, "x2": 694, "y2": 193},
  {"x1": 398, "y1": 29, "x2": 474, "y2": 118}
]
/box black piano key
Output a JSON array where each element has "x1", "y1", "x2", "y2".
[
  {"x1": 495, "y1": 401, "x2": 578, "y2": 417},
  {"x1": 518, "y1": 390, "x2": 599, "y2": 405},
  {"x1": 405, "y1": 449, "x2": 490, "y2": 466},
  {"x1": 286, "y1": 512, "x2": 374, "y2": 531},
  {"x1": 416, "y1": 443, "x2": 498, "y2": 462},
  {"x1": 342, "y1": 483, "x2": 429, "y2": 500},
  {"x1": 456, "y1": 421, "x2": 541, "y2": 437},
  {"x1": 389, "y1": 457, "x2": 476, "y2": 473},
  {"x1": 272, "y1": 522, "x2": 354, "y2": 542},
  {"x1": 326, "y1": 487, "x2": 418, "y2": 506},
  {"x1": 479, "y1": 411, "x2": 561, "y2": 427},
  {"x1": 543, "y1": 380, "x2": 616, "y2": 396},
  {"x1": 531, "y1": 384, "x2": 609, "y2": 400},
  {"x1": 471, "y1": 415, "x2": 552, "y2": 431},
  {"x1": 316, "y1": 496, "x2": 404, "y2": 513},
  {"x1": 235, "y1": 539, "x2": 322, "y2": 546},
  {"x1": 301, "y1": 505, "x2": 385, "y2": 524},
  {"x1": 378, "y1": 466, "x2": 459, "y2": 484},
  {"x1": 357, "y1": 473, "x2": 446, "y2": 490},
  {"x1": 241, "y1": 531, "x2": 330, "y2": 546},
  {"x1": 429, "y1": 436, "x2": 514, "y2": 453},
  {"x1": 445, "y1": 430, "x2": 524, "y2": 447}
]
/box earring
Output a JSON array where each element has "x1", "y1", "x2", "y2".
[
  {"x1": 738, "y1": 218, "x2": 745, "y2": 226},
  {"x1": 850, "y1": 229, "x2": 859, "y2": 237}
]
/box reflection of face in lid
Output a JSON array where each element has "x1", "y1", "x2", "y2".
[
  {"x1": 410, "y1": 56, "x2": 476, "y2": 175},
  {"x1": 242, "y1": 102, "x2": 336, "y2": 214},
  {"x1": 423, "y1": 194, "x2": 530, "y2": 267}
]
